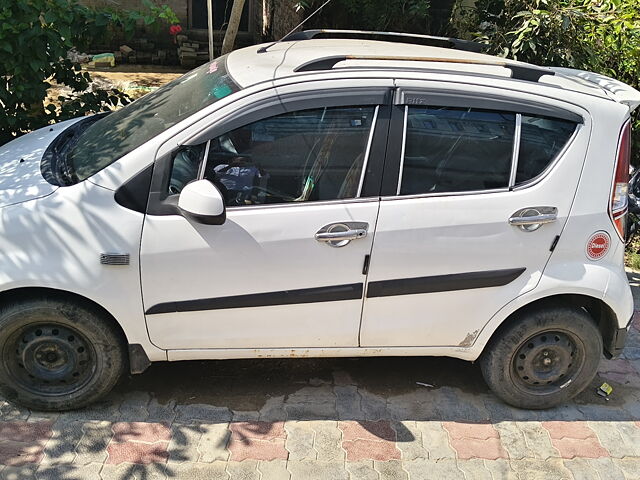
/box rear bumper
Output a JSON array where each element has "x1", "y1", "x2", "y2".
[{"x1": 605, "y1": 314, "x2": 632, "y2": 358}]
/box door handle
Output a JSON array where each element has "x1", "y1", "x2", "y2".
[
  {"x1": 315, "y1": 222, "x2": 369, "y2": 247},
  {"x1": 315, "y1": 229, "x2": 367, "y2": 241},
  {"x1": 509, "y1": 207, "x2": 558, "y2": 232}
]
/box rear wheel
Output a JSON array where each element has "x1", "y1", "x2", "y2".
[
  {"x1": 0, "y1": 297, "x2": 126, "y2": 411},
  {"x1": 480, "y1": 305, "x2": 602, "y2": 409}
]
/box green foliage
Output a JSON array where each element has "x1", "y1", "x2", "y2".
[
  {"x1": 465, "y1": 0, "x2": 640, "y2": 163},
  {"x1": 300, "y1": 0, "x2": 431, "y2": 34},
  {"x1": 343, "y1": 0, "x2": 430, "y2": 32},
  {"x1": 0, "y1": 0, "x2": 177, "y2": 146}
]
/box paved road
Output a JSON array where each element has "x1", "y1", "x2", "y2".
[{"x1": 2, "y1": 274, "x2": 640, "y2": 479}]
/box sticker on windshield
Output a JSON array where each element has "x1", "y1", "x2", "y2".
[
  {"x1": 212, "y1": 84, "x2": 233, "y2": 99},
  {"x1": 586, "y1": 231, "x2": 610, "y2": 260},
  {"x1": 208, "y1": 62, "x2": 219, "y2": 74}
]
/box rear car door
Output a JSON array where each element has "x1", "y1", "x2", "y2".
[
  {"x1": 360, "y1": 81, "x2": 589, "y2": 348},
  {"x1": 141, "y1": 83, "x2": 393, "y2": 350}
]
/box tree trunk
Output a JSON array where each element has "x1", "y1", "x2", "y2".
[{"x1": 221, "y1": 0, "x2": 247, "y2": 55}]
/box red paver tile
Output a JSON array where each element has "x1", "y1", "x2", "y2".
[
  {"x1": 449, "y1": 438, "x2": 508, "y2": 460},
  {"x1": 340, "y1": 421, "x2": 396, "y2": 442},
  {"x1": 0, "y1": 421, "x2": 53, "y2": 466},
  {"x1": 342, "y1": 438, "x2": 401, "y2": 461},
  {"x1": 106, "y1": 441, "x2": 169, "y2": 465},
  {"x1": 112, "y1": 422, "x2": 171, "y2": 443},
  {"x1": 228, "y1": 421, "x2": 287, "y2": 461},
  {"x1": 0, "y1": 421, "x2": 53, "y2": 444},
  {"x1": 542, "y1": 421, "x2": 598, "y2": 440},
  {"x1": 228, "y1": 421, "x2": 286, "y2": 441},
  {"x1": 339, "y1": 421, "x2": 400, "y2": 461},
  {"x1": 0, "y1": 441, "x2": 45, "y2": 466},
  {"x1": 442, "y1": 422, "x2": 499, "y2": 440},
  {"x1": 541, "y1": 421, "x2": 610, "y2": 459},
  {"x1": 548, "y1": 437, "x2": 609, "y2": 459}
]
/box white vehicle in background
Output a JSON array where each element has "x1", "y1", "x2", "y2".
[{"x1": 0, "y1": 30, "x2": 638, "y2": 411}]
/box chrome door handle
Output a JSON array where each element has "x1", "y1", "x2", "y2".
[
  {"x1": 509, "y1": 207, "x2": 558, "y2": 232},
  {"x1": 315, "y1": 222, "x2": 369, "y2": 247},
  {"x1": 315, "y1": 229, "x2": 367, "y2": 241}
]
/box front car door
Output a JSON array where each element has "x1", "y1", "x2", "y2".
[
  {"x1": 360, "y1": 80, "x2": 590, "y2": 348},
  {"x1": 140, "y1": 83, "x2": 392, "y2": 351}
]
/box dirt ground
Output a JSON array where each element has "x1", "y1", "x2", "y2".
[
  {"x1": 48, "y1": 65, "x2": 187, "y2": 106},
  {"x1": 88, "y1": 64, "x2": 187, "y2": 89}
]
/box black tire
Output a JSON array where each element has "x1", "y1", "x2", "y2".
[
  {"x1": 0, "y1": 296, "x2": 126, "y2": 411},
  {"x1": 480, "y1": 305, "x2": 602, "y2": 409}
]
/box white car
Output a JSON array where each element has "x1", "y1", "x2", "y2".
[{"x1": 1, "y1": 30, "x2": 638, "y2": 411}]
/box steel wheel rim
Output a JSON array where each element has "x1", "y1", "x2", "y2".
[
  {"x1": 3, "y1": 323, "x2": 96, "y2": 397},
  {"x1": 511, "y1": 330, "x2": 585, "y2": 395}
]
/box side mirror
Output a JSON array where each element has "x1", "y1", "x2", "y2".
[{"x1": 178, "y1": 179, "x2": 226, "y2": 225}]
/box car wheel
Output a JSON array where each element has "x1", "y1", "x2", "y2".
[
  {"x1": 0, "y1": 296, "x2": 126, "y2": 411},
  {"x1": 480, "y1": 305, "x2": 602, "y2": 409}
]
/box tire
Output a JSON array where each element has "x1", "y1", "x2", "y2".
[
  {"x1": 480, "y1": 305, "x2": 602, "y2": 409},
  {"x1": 0, "y1": 296, "x2": 126, "y2": 411}
]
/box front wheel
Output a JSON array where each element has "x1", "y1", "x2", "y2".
[
  {"x1": 0, "y1": 297, "x2": 126, "y2": 411},
  {"x1": 480, "y1": 305, "x2": 602, "y2": 409}
]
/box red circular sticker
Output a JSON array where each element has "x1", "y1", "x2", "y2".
[{"x1": 586, "y1": 231, "x2": 610, "y2": 260}]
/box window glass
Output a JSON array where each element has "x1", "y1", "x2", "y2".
[
  {"x1": 515, "y1": 115, "x2": 577, "y2": 185},
  {"x1": 168, "y1": 144, "x2": 206, "y2": 195},
  {"x1": 401, "y1": 107, "x2": 515, "y2": 194},
  {"x1": 61, "y1": 55, "x2": 240, "y2": 185},
  {"x1": 192, "y1": 106, "x2": 377, "y2": 206}
]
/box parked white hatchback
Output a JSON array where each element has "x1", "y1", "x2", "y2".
[{"x1": 1, "y1": 30, "x2": 639, "y2": 411}]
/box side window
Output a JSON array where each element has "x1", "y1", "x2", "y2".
[
  {"x1": 515, "y1": 115, "x2": 577, "y2": 185},
  {"x1": 166, "y1": 105, "x2": 377, "y2": 206},
  {"x1": 400, "y1": 107, "x2": 515, "y2": 195},
  {"x1": 168, "y1": 144, "x2": 206, "y2": 195}
]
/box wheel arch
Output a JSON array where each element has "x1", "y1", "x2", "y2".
[
  {"x1": 0, "y1": 286, "x2": 150, "y2": 373},
  {"x1": 481, "y1": 293, "x2": 620, "y2": 358}
]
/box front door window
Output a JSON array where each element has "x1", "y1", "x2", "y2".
[{"x1": 167, "y1": 106, "x2": 378, "y2": 206}]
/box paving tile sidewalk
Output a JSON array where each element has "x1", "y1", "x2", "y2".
[{"x1": 2, "y1": 286, "x2": 640, "y2": 478}]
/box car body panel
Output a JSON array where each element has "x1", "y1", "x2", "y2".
[
  {"x1": 0, "y1": 38, "x2": 636, "y2": 367},
  {"x1": 0, "y1": 119, "x2": 84, "y2": 208}
]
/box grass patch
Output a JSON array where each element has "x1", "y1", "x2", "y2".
[{"x1": 626, "y1": 234, "x2": 640, "y2": 270}]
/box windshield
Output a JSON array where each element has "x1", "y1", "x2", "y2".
[{"x1": 62, "y1": 55, "x2": 240, "y2": 184}]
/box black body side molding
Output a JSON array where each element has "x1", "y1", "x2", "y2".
[
  {"x1": 146, "y1": 283, "x2": 364, "y2": 315},
  {"x1": 366, "y1": 268, "x2": 526, "y2": 298},
  {"x1": 145, "y1": 268, "x2": 526, "y2": 316}
]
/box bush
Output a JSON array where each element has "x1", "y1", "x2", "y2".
[
  {"x1": 0, "y1": 0, "x2": 178, "y2": 146},
  {"x1": 463, "y1": 0, "x2": 640, "y2": 164}
]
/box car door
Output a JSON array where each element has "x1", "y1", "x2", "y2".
[
  {"x1": 360, "y1": 81, "x2": 589, "y2": 348},
  {"x1": 140, "y1": 85, "x2": 392, "y2": 350}
]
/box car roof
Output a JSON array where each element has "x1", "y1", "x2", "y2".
[{"x1": 226, "y1": 38, "x2": 615, "y2": 103}]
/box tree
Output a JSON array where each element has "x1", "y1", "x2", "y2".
[
  {"x1": 464, "y1": 0, "x2": 640, "y2": 163},
  {"x1": 0, "y1": 0, "x2": 178, "y2": 146},
  {"x1": 221, "y1": 0, "x2": 247, "y2": 55}
]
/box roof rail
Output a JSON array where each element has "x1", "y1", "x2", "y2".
[
  {"x1": 281, "y1": 29, "x2": 485, "y2": 53},
  {"x1": 293, "y1": 54, "x2": 556, "y2": 82}
]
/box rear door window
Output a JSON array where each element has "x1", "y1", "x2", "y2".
[
  {"x1": 397, "y1": 106, "x2": 578, "y2": 195},
  {"x1": 515, "y1": 116, "x2": 577, "y2": 185},
  {"x1": 400, "y1": 107, "x2": 516, "y2": 195}
]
